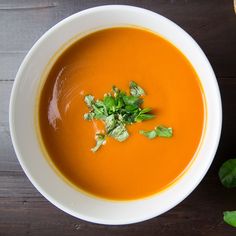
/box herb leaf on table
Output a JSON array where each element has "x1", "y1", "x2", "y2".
[
  {"x1": 223, "y1": 211, "x2": 236, "y2": 227},
  {"x1": 219, "y1": 159, "x2": 236, "y2": 188},
  {"x1": 219, "y1": 158, "x2": 236, "y2": 227}
]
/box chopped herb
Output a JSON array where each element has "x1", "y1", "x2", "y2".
[
  {"x1": 156, "y1": 126, "x2": 173, "y2": 138},
  {"x1": 140, "y1": 125, "x2": 173, "y2": 139},
  {"x1": 123, "y1": 95, "x2": 142, "y2": 106},
  {"x1": 84, "y1": 95, "x2": 94, "y2": 107},
  {"x1": 83, "y1": 81, "x2": 172, "y2": 152},
  {"x1": 109, "y1": 124, "x2": 129, "y2": 142},
  {"x1": 91, "y1": 133, "x2": 106, "y2": 152},
  {"x1": 135, "y1": 110, "x2": 155, "y2": 122},
  {"x1": 139, "y1": 107, "x2": 152, "y2": 113},
  {"x1": 84, "y1": 112, "x2": 94, "y2": 120},
  {"x1": 90, "y1": 99, "x2": 107, "y2": 120},
  {"x1": 139, "y1": 130, "x2": 157, "y2": 139},
  {"x1": 105, "y1": 114, "x2": 116, "y2": 133},
  {"x1": 104, "y1": 95, "x2": 116, "y2": 113},
  {"x1": 129, "y1": 81, "x2": 145, "y2": 97}
]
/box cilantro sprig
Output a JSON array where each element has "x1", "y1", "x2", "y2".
[
  {"x1": 140, "y1": 126, "x2": 173, "y2": 139},
  {"x1": 84, "y1": 81, "x2": 172, "y2": 152}
]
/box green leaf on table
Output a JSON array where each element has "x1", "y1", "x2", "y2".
[
  {"x1": 219, "y1": 159, "x2": 236, "y2": 188},
  {"x1": 223, "y1": 211, "x2": 236, "y2": 227}
]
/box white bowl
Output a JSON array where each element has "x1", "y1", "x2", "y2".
[{"x1": 9, "y1": 5, "x2": 222, "y2": 225}]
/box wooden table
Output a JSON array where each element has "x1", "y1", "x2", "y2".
[{"x1": 1, "y1": 1, "x2": 236, "y2": 235}]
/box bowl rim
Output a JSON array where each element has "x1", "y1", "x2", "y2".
[{"x1": 9, "y1": 5, "x2": 222, "y2": 225}]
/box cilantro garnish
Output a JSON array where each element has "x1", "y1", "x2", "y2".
[
  {"x1": 139, "y1": 126, "x2": 173, "y2": 139},
  {"x1": 84, "y1": 81, "x2": 172, "y2": 152}
]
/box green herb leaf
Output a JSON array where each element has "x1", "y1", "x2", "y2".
[
  {"x1": 140, "y1": 125, "x2": 173, "y2": 139},
  {"x1": 123, "y1": 95, "x2": 142, "y2": 106},
  {"x1": 139, "y1": 107, "x2": 152, "y2": 114},
  {"x1": 219, "y1": 159, "x2": 236, "y2": 188},
  {"x1": 112, "y1": 85, "x2": 120, "y2": 96},
  {"x1": 91, "y1": 133, "x2": 106, "y2": 152},
  {"x1": 104, "y1": 95, "x2": 116, "y2": 112},
  {"x1": 109, "y1": 124, "x2": 129, "y2": 142},
  {"x1": 135, "y1": 113, "x2": 155, "y2": 122},
  {"x1": 105, "y1": 114, "x2": 116, "y2": 133},
  {"x1": 95, "y1": 100, "x2": 108, "y2": 115},
  {"x1": 139, "y1": 130, "x2": 157, "y2": 139},
  {"x1": 155, "y1": 125, "x2": 173, "y2": 138},
  {"x1": 223, "y1": 211, "x2": 236, "y2": 227},
  {"x1": 134, "y1": 108, "x2": 155, "y2": 122},
  {"x1": 84, "y1": 96, "x2": 107, "y2": 120},
  {"x1": 84, "y1": 112, "x2": 94, "y2": 120},
  {"x1": 129, "y1": 81, "x2": 145, "y2": 97},
  {"x1": 83, "y1": 81, "x2": 169, "y2": 152},
  {"x1": 125, "y1": 105, "x2": 139, "y2": 113},
  {"x1": 84, "y1": 95, "x2": 94, "y2": 107},
  {"x1": 91, "y1": 103, "x2": 106, "y2": 120},
  {"x1": 95, "y1": 99, "x2": 105, "y2": 108},
  {"x1": 115, "y1": 97, "x2": 124, "y2": 109}
]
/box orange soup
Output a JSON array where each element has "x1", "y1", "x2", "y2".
[{"x1": 38, "y1": 27, "x2": 205, "y2": 200}]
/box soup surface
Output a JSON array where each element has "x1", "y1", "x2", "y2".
[{"x1": 39, "y1": 27, "x2": 205, "y2": 200}]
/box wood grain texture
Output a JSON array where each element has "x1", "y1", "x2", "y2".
[
  {"x1": 1, "y1": 0, "x2": 236, "y2": 235},
  {"x1": 0, "y1": 0, "x2": 236, "y2": 81}
]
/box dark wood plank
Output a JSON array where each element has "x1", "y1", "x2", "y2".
[
  {"x1": 1, "y1": 1, "x2": 236, "y2": 235},
  {"x1": 0, "y1": 0, "x2": 236, "y2": 81},
  {"x1": 1, "y1": 77, "x2": 236, "y2": 235}
]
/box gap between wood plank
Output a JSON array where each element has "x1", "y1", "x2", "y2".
[
  {"x1": 0, "y1": 1, "x2": 58, "y2": 10},
  {"x1": 0, "y1": 79, "x2": 14, "y2": 82}
]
